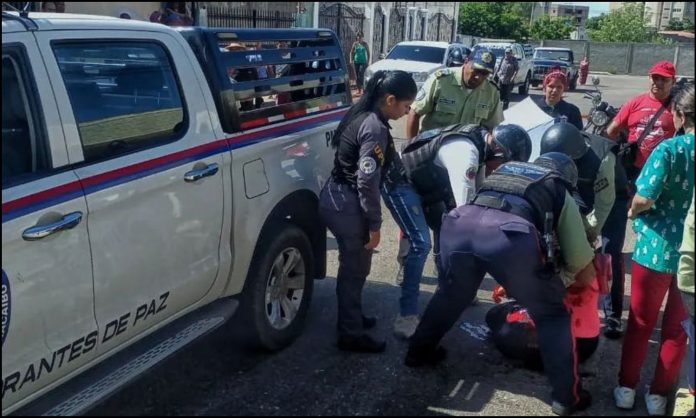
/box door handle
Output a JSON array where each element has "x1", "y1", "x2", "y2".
[
  {"x1": 22, "y1": 211, "x2": 83, "y2": 241},
  {"x1": 184, "y1": 163, "x2": 219, "y2": 182}
]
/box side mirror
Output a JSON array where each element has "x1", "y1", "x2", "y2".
[{"x1": 379, "y1": 53, "x2": 386, "y2": 60}]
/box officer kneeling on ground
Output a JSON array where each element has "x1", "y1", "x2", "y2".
[
  {"x1": 405, "y1": 153, "x2": 597, "y2": 416},
  {"x1": 540, "y1": 122, "x2": 617, "y2": 243},
  {"x1": 400, "y1": 123, "x2": 532, "y2": 265}
]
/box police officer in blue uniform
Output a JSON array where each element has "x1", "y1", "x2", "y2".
[
  {"x1": 319, "y1": 70, "x2": 417, "y2": 353},
  {"x1": 400, "y1": 123, "x2": 533, "y2": 268},
  {"x1": 405, "y1": 152, "x2": 597, "y2": 416}
]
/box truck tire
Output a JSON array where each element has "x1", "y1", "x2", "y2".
[
  {"x1": 235, "y1": 223, "x2": 314, "y2": 351},
  {"x1": 518, "y1": 73, "x2": 531, "y2": 95}
]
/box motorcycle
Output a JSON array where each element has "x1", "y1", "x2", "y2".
[{"x1": 582, "y1": 76, "x2": 619, "y2": 137}]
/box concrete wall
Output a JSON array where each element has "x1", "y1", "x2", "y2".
[
  {"x1": 632, "y1": 44, "x2": 678, "y2": 74},
  {"x1": 517, "y1": 38, "x2": 696, "y2": 76}
]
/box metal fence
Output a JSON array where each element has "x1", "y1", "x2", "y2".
[{"x1": 206, "y1": 4, "x2": 295, "y2": 28}]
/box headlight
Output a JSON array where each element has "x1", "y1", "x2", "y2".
[
  {"x1": 591, "y1": 110, "x2": 609, "y2": 127},
  {"x1": 411, "y1": 72, "x2": 430, "y2": 83}
]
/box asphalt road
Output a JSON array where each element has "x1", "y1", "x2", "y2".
[{"x1": 90, "y1": 75, "x2": 666, "y2": 416}]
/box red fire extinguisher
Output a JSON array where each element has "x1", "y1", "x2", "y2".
[{"x1": 579, "y1": 56, "x2": 590, "y2": 86}]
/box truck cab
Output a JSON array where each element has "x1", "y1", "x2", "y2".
[
  {"x1": 531, "y1": 47, "x2": 579, "y2": 90},
  {"x1": 2, "y1": 11, "x2": 348, "y2": 415}
]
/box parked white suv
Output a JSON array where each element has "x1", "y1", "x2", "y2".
[
  {"x1": 472, "y1": 41, "x2": 533, "y2": 95},
  {"x1": 364, "y1": 41, "x2": 470, "y2": 89}
]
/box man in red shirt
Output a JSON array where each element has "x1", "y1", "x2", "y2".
[
  {"x1": 601, "y1": 60, "x2": 676, "y2": 339},
  {"x1": 607, "y1": 60, "x2": 677, "y2": 168}
]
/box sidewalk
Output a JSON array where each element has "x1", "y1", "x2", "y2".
[{"x1": 672, "y1": 355, "x2": 694, "y2": 416}]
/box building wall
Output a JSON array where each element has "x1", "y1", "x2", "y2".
[
  {"x1": 63, "y1": 2, "x2": 162, "y2": 20},
  {"x1": 549, "y1": 4, "x2": 589, "y2": 28},
  {"x1": 645, "y1": 2, "x2": 693, "y2": 30}
]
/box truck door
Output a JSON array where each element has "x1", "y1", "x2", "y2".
[
  {"x1": 35, "y1": 29, "x2": 225, "y2": 350},
  {"x1": 2, "y1": 36, "x2": 97, "y2": 412}
]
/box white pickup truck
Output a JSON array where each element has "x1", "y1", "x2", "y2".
[{"x1": 2, "y1": 11, "x2": 350, "y2": 415}]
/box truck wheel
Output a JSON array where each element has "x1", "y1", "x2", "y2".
[
  {"x1": 235, "y1": 223, "x2": 314, "y2": 351},
  {"x1": 518, "y1": 73, "x2": 530, "y2": 95}
]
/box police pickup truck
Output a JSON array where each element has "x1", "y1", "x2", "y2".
[{"x1": 2, "y1": 11, "x2": 350, "y2": 415}]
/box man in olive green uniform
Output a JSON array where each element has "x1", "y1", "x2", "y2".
[{"x1": 406, "y1": 48, "x2": 503, "y2": 138}]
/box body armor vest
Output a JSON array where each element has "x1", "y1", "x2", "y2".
[
  {"x1": 586, "y1": 132, "x2": 628, "y2": 198},
  {"x1": 474, "y1": 162, "x2": 567, "y2": 230},
  {"x1": 574, "y1": 148, "x2": 600, "y2": 215},
  {"x1": 401, "y1": 124, "x2": 487, "y2": 205}
]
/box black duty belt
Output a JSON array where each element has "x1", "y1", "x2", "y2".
[{"x1": 472, "y1": 194, "x2": 537, "y2": 226}]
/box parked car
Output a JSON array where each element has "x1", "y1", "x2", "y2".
[
  {"x1": 531, "y1": 47, "x2": 579, "y2": 90},
  {"x1": 472, "y1": 41, "x2": 533, "y2": 95},
  {"x1": 364, "y1": 41, "x2": 471, "y2": 89},
  {"x1": 2, "y1": 11, "x2": 350, "y2": 415}
]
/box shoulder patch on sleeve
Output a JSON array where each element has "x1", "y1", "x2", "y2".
[
  {"x1": 416, "y1": 87, "x2": 426, "y2": 101},
  {"x1": 594, "y1": 177, "x2": 609, "y2": 193},
  {"x1": 435, "y1": 69, "x2": 451, "y2": 78},
  {"x1": 359, "y1": 157, "x2": 377, "y2": 175},
  {"x1": 466, "y1": 166, "x2": 478, "y2": 180}
]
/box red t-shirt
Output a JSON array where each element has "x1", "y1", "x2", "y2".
[{"x1": 613, "y1": 93, "x2": 675, "y2": 168}]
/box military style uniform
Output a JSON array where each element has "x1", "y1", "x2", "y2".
[
  {"x1": 407, "y1": 161, "x2": 594, "y2": 410},
  {"x1": 412, "y1": 68, "x2": 503, "y2": 132},
  {"x1": 319, "y1": 111, "x2": 391, "y2": 341}
]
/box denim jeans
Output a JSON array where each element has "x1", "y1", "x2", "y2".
[
  {"x1": 601, "y1": 196, "x2": 630, "y2": 320},
  {"x1": 381, "y1": 182, "x2": 432, "y2": 316}
]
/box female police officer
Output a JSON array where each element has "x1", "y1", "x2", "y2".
[
  {"x1": 405, "y1": 152, "x2": 597, "y2": 416},
  {"x1": 319, "y1": 70, "x2": 417, "y2": 353}
]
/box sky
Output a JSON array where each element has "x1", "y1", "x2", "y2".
[{"x1": 552, "y1": 2, "x2": 611, "y2": 18}]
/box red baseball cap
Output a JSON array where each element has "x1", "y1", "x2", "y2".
[{"x1": 649, "y1": 61, "x2": 676, "y2": 78}]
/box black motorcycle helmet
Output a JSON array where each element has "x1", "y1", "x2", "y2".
[
  {"x1": 533, "y1": 152, "x2": 579, "y2": 188},
  {"x1": 491, "y1": 124, "x2": 532, "y2": 162},
  {"x1": 539, "y1": 122, "x2": 588, "y2": 160}
]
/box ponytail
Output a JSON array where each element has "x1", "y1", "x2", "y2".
[{"x1": 331, "y1": 70, "x2": 417, "y2": 148}]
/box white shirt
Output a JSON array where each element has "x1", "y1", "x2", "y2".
[{"x1": 435, "y1": 138, "x2": 484, "y2": 207}]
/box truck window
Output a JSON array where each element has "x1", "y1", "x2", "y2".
[
  {"x1": 219, "y1": 38, "x2": 349, "y2": 130},
  {"x1": 2, "y1": 50, "x2": 50, "y2": 187},
  {"x1": 52, "y1": 42, "x2": 187, "y2": 163}
]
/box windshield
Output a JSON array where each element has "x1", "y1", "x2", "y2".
[
  {"x1": 534, "y1": 50, "x2": 572, "y2": 62},
  {"x1": 472, "y1": 46, "x2": 505, "y2": 61},
  {"x1": 385, "y1": 45, "x2": 446, "y2": 64}
]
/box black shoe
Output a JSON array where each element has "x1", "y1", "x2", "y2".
[
  {"x1": 337, "y1": 334, "x2": 386, "y2": 353},
  {"x1": 362, "y1": 315, "x2": 377, "y2": 330},
  {"x1": 404, "y1": 345, "x2": 447, "y2": 367},
  {"x1": 551, "y1": 389, "x2": 592, "y2": 416},
  {"x1": 336, "y1": 316, "x2": 377, "y2": 332},
  {"x1": 604, "y1": 317, "x2": 624, "y2": 339}
]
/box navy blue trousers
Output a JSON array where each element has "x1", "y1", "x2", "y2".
[{"x1": 409, "y1": 204, "x2": 582, "y2": 406}]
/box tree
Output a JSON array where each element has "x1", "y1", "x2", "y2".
[
  {"x1": 586, "y1": 3, "x2": 670, "y2": 43},
  {"x1": 585, "y1": 14, "x2": 607, "y2": 31},
  {"x1": 529, "y1": 15, "x2": 574, "y2": 40},
  {"x1": 458, "y1": 2, "x2": 529, "y2": 40},
  {"x1": 665, "y1": 18, "x2": 685, "y2": 31}
]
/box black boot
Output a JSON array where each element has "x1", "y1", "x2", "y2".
[
  {"x1": 551, "y1": 389, "x2": 592, "y2": 416},
  {"x1": 404, "y1": 344, "x2": 447, "y2": 367},
  {"x1": 337, "y1": 334, "x2": 386, "y2": 353},
  {"x1": 362, "y1": 315, "x2": 377, "y2": 329}
]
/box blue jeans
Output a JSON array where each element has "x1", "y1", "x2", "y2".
[
  {"x1": 601, "y1": 196, "x2": 630, "y2": 320},
  {"x1": 381, "y1": 182, "x2": 432, "y2": 316}
]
